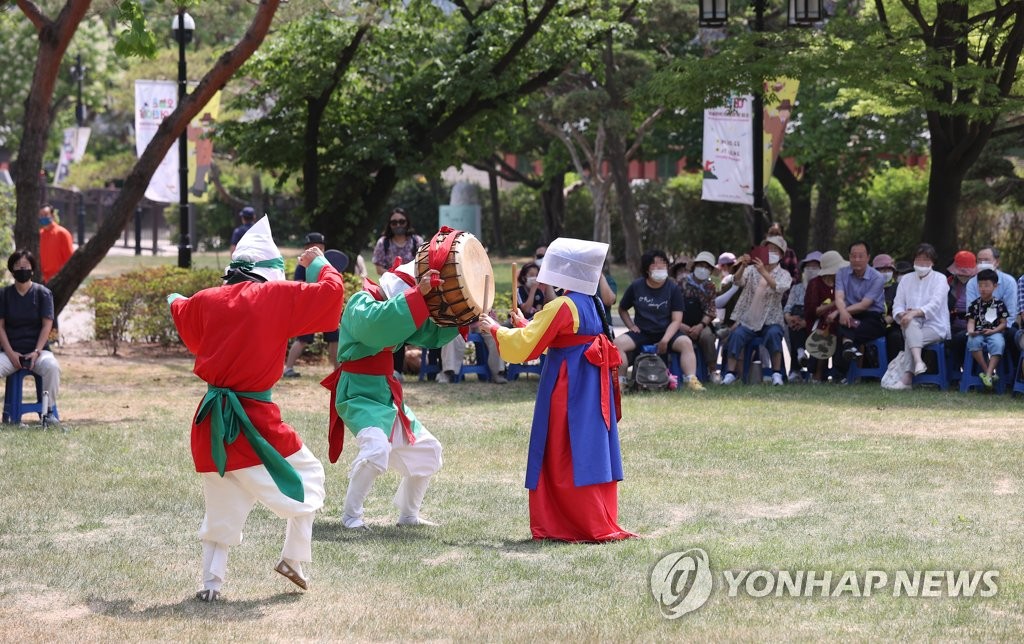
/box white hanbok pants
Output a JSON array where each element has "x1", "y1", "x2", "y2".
[{"x1": 197, "y1": 445, "x2": 325, "y2": 590}]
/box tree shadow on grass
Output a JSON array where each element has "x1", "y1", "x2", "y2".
[{"x1": 86, "y1": 591, "x2": 302, "y2": 622}]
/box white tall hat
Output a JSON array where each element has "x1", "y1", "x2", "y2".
[
  {"x1": 379, "y1": 261, "x2": 417, "y2": 299},
  {"x1": 536, "y1": 237, "x2": 609, "y2": 296},
  {"x1": 229, "y1": 215, "x2": 285, "y2": 282}
]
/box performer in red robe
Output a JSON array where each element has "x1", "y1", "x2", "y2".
[
  {"x1": 479, "y1": 238, "x2": 636, "y2": 542},
  {"x1": 169, "y1": 217, "x2": 344, "y2": 601}
]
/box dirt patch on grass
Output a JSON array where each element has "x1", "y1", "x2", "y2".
[
  {"x1": 3, "y1": 587, "x2": 91, "y2": 623},
  {"x1": 852, "y1": 417, "x2": 1024, "y2": 440},
  {"x1": 993, "y1": 477, "x2": 1016, "y2": 496}
]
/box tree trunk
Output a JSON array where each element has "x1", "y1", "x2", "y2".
[
  {"x1": 607, "y1": 133, "x2": 641, "y2": 276},
  {"x1": 774, "y1": 161, "x2": 813, "y2": 256},
  {"x1": 46, "y1": 0, "x2": 282, "y2": 316},
  {"x1": 13, "y1": 0, "x2": 92, "y2": 277},
  {"x1": 302, "y1": 100, "x2": 324, "y2": 216},
  {"x1": 812, "y1": 172, "x2": 840, "y2": 252},
  {"x1": 921, "y1": 144, "x2": 965, "y2": 262},
  {"x1": 539, "y1": 171, "x2": 565, "y2": 244},
  {"x1": 486, "y1": 166, "x2": 505, "y2": 255}
]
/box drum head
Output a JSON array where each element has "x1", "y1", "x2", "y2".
[
  {"x1": 324, "y1": 249, "x2": 349, "y2": 273},
  {"x1": 458, "y1": 235, "x2": 494, "y2": 314},
  {"x1": 805, "y1": 328, "x2": 836, "y2": 359}
]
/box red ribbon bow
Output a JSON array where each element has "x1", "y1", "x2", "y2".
[{"x1": 582, "y1": 334, "x2": 623, "y2": 429}]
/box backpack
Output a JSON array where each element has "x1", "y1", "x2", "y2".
[{"x1": 633, "y1": 345, "x2": 669, "y2": 391}]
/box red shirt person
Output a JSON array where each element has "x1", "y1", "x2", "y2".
[{"x1": 38, "y1": 205, "x2": 74, "y2": 282}]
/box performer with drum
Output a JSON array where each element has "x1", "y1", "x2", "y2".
[
  {"x1": 322, "y1": 228, "x2": 493, "y2": 528},
  {"x1": 478, "y1": 238, "x2": 636, "y2": 542}
]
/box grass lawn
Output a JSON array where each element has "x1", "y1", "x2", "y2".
[{"x1": 1, "y1": 343, "x2": 1023, "y2": 641}]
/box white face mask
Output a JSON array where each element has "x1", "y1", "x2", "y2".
[
  {"x1": 879, "y1": 270, "x2": 894, "y2": 283},
  {"x1": 693, "y1": 267, "x2": 711, "y2": 281},
  {"x1": 914, "y1": 265, "x2": 932, "y2": 278},
  {"x1": 650, "y1": 269, "x2": 668, "y2": 283},
  {"x1": 977, "y1": 262, "x2": 994, "y2": 272},
  {"x1": 803, "y1": 267, "x2": 820, "y2": 281},
  {"x1": 526, "y1": 277, "x2": 537, "y2": 287},
  {"x1": 767, "y1": 253, "x2": 781, "y2": 265}
]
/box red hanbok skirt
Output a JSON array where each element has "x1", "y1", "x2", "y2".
[{"x1": 529, "y1": 368, "x2": 636, "y2": 542}]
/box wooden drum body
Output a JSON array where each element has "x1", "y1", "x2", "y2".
[{"x1": 416, "y1": 230, "x2": 494, "y2": 327}]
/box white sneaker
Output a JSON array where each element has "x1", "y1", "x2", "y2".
[
  {"x1": 436, "y1": 371, "x2": 450, "y2": 384},
  {"x1": 772, "y1": 372, "x2": 784, "y2": 386},
  {"x1": 721, "y1": 372, "x2": 737, "y2": 385},
  {"x1": 491, "y1": 374, "x2": 508, "y2": 384},
  {"x1": 710, "y1": 371, "x2": 723, "y2": 385},
  {"x1": 913, "y1": 361, "x2": 928, "y2": 375},
  {"x1": 787, "y1": 371, "x2": 801, "y2": 382}
]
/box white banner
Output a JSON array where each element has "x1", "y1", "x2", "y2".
[
  {"x1": 701, "y1": 95, "x2": 754, "y2": 206},
  {"x1": 53, "y1": 127, "x2": 91, "y2": 186},
  {"x1": 135, "y1": 80, "x2": 179, "y2": 203}
]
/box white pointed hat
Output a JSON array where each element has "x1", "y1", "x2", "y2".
[
  {"x1": 536, "y1": 237, "x2": 609, "y2": 296},
  {"x1": 379, "y1": 261, "x2": 417, "y2": 299},
  {"x1": 229, "y1": 215, "x2": 285, "y2": 282}
]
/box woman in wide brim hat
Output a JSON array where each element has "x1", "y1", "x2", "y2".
[{"x1": 802, "y1": 250, "x2": 847, "y2": 381}]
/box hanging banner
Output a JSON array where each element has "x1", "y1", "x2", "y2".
[
  {"x1": 701, "y1": 95, "x2": 754, "y2": 205},
  {"x1": 763, "y1": 77, "x2": 799, "y2": 187},
  {"x1": 53, "y1": 126, "x2": 91, "y2": 185},
  {"x1": 134, "y1": 80, "x2": 220, "y2": 203}
]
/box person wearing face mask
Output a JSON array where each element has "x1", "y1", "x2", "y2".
[
  {"x1": 872, "y1": 254, "x2": 903, "y2": 362},
  {"x1": 721, "y1": 236, "x2": 793, "y2": 386},
  {"x1": 945, "y1": 250, "x2": 978, "y2": 372},
  {"x1": 38, "y1": 205, "x2": 74, "y2": 283},
  {"x1": 783, "y1": 251, "x2": 821, "y2": 380},
  {"x1": 890, "y1": 243, "x2": 950, "y2": 388},
  {"x1": 0, "y1": 250, "x2": 61, "y2": 424},
  {"x1": 516, "y1": 262, "x2": 555, "y2": 320},
  {"x1": 965, "y1": 246, "x2": 1019, "y2": 370},
  {"x1": 614, "y1": 249, "x2": 704, "y2": 391},
  {"x1": 679, "y1": 252, "x2": 720, "y2": 383}
]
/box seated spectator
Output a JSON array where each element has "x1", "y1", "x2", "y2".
[
  {"x1": 679, "y1": 251, "x2": 720, "y2": 383},
  {"x1": 669, "y1": 257, "x2": 691, "y2": 285},
  {"x1": 803, "y1": 250, "x2": 845, "y2": 382},
  {"x1": 1016, "y1": 271, "x2": 1024, "y2": 360},
  {"x1": 784, "y1": 251, "x2": 821, "y2": 380},
  {"x1": 872, "y1": 253, "x2": 903, "y2": 362},
  {"x1": 967, "y1": 246, "x2": 1019, "y2": 370},
  {"x1": 0, "y1": 250, "x2": 60, "y2": 423},
  {"x1": 720, "y1": 236, "x2": 793, "y2": 386},
  {"x1": 834, "y1": 241, "x2": 887, "y2": 370},
  {"x1": 767, "y1": 222, "x2": 800, "y2": 282},
  {"x1": 891, "y1": 243, "x2": 950, "y2": 388},
  {"x1": 966, "y1": 268, "x2": 1009, "y2": 388},
  {"x1": 946, "y1": 250, "x2": 977, "y2": 372},
  {"x1": 516, "y1": 261, "x2": 555, "y2": 319},
  {"x1": 437, "y1": 323, "x2": 507, "y2": 384},
  {"x1": 614, "y1": 250, "x2": 704, "y2": 391},
  {"x1": 282, "y1": 232, "x2": 340, "y2": 378}
]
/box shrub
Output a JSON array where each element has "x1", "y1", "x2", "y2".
[{"x1": 84, "y1": 266, "x2": 222, "y2": 354}]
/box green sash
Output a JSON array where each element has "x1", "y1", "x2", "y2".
[{"x1": 195, "y1": 386, "x2": 304, "y2": 502}]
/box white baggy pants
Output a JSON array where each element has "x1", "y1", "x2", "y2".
[{"x1": 197, "y1": 445, "x2": 325, "y2": 590}]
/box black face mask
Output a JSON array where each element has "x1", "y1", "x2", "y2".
[{"x1": 12, "y1": 269, "x2": 32, "y2": 284}]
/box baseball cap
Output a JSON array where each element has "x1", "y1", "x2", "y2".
[
  {"x1": 717, "y1": 252, "x2": 736, "y2": 266},
  {"x1": 239, "y1": 206, "x2": 256, "y2": 219},
  {"x1": 304, "y1": 232, "x2": 325, "y2": 246}
]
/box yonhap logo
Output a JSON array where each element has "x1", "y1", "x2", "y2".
[{"x1": 649, "y1": 548, "x2": 714, "y2": 618}]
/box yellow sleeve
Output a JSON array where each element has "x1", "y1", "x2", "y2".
[{"x1": 494, "y1": 296, "x2": 579, "y2": 364}]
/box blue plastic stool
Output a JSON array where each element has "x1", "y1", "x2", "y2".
[
  {"x1": 846, "y1": 336, "x2": 889, "y2": 383},
  {"x1": 417, "y1": 347, "x2": 442, "y2": 381},
  {"x1": 456, "y1": 333, "x2": 491, "y2": 382},
  {"x1": 3, "y1": 369, "x2": 57, "y2": 425},
  {"x1": 507, "y1": 354, "x2": 544, "y2": 381},
  {"x1": 912, "y1": 342, "x2": 950, "y2": 390},
  {"x1": 961, "y1": 346, "x2": 1011, "y2": 393}
]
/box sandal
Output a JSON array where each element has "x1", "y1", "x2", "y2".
[
  {"x1": 274, "y1": 560, "x2": 308, "y2": 590},
  {"x1": 194, "y1": 589, "x2": 221, "y2": 602}
]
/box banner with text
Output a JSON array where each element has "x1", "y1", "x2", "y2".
[
  {"x1": 134, "y1": 80, "x2": 220, "y2": 203},
  {"x1": 701, "y1": 95, "x2": 754, "y2": 205}
]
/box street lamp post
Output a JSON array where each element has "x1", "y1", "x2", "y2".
[
  {"x1": 699, "y1": 0, "x2": 822, "y2": 243},
  {"x1": 70, "y1": 54, "x2": 87, "y2": 246},
  {"x1": 172, "y1": 10, "x2": 195, "y2": 269}
]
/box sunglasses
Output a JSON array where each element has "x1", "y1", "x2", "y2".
[{"x1": 390, "y1": 220, "x2": 407, "y2": 226}]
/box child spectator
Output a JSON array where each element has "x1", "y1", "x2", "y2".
[{"x1": 966, "y1": 268, "x2": 1009, "y2": 388}]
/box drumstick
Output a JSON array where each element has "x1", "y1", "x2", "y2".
[{"x1": 511, "y1": 262, "x2": 519, "y2": 308}]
